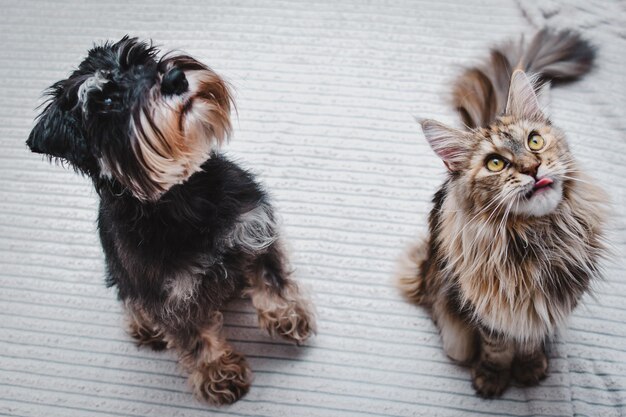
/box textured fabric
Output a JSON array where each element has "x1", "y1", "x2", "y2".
[{"x1": 0, "y1": 0, "x2": 624, "y2": 416}]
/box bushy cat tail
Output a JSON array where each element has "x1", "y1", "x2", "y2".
[
  {"x1": 396, "y1": 239, "x2": 429, "y2": 306},
  {"x1": 452, "y1": 28, "x2": 596, "y2": 129}
]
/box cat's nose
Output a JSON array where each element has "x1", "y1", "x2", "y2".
[{"x1": 520, "y1": 162, "x2": 540, "y2": 179}]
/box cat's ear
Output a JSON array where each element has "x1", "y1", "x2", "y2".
[
  {"x1": 505, "y1": 70, "x2": 545, "y2": 120},
  {"x1": 536, "y1": 80, "x2": 551, "y2": 118},
  {"x1": 421, "y1": 119, "x2": 473, "y2": 172}
]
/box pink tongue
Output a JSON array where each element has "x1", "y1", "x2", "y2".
[{"x1": 534, "y1": 178, "x2": 553, "y2": 188}]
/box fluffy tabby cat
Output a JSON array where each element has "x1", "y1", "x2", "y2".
[{"x1": 398, "y1": 29, "x2": 607, "y2": 397}]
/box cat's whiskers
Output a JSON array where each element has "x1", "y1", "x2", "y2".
[
  {"x1": 561, "y1": 175, "x2": 593, "y2": 186},
  {"x1": 457, "y1": 189, "x2": 518, "y2": 277},
  {"x1": 447, "y1": 191, "x2": 506, "y2": 248},
  {"x1": 470, "y1": 200, "x2": 511, "y2": 278},
  {"x1": 469, "y1": 189, "x2": 514, "y2": 251},
  {"x1": 498, "y1": 198, "x2": 517, "y2": 266}
]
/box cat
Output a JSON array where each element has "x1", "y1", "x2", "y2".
[{"x1": 397, "y1": 29, "x2": 607, "y2": 398}]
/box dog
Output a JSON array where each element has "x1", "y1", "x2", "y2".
[{"x1": 26, "y1": 36, "x2": 315, "y2": 405}]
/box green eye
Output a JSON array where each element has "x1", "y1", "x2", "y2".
[
  {"x1": 486, "y1": 156, "x2": 506, "y2": 172},
  {"x1": 528, "y1": 133, "x2": 545, "y2": 151}
]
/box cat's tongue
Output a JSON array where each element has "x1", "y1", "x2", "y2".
[{"x1": 534, "y1": 178, "x2": 553, "y2": 190}]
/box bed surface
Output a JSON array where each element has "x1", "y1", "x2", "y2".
[{"x1": 0, "y1": 1, "x2": 625, "y2": 416}]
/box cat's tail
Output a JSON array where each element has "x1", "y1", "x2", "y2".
[
  {"x1": 452, "y1": 28, "x2": 596, "y2": 129},
  {"x1": 396, "y1": 238, "x2": 429, "y2": 306}
]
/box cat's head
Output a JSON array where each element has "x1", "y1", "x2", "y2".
[{"x1": 422, "y1": 70, "x2": 572, "y2": 218}]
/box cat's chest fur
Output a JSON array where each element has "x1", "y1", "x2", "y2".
[
  {"x1": 446, "y1": 225, "x2": 569, "y2": 343},
  {"x1": 457, "y1": 258, "x2": 569, "y2": 344},
  {"x1": 437, "y1": 182, "x2": 605, "y2": 344}
]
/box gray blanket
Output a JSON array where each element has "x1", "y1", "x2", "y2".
[{"x1": 0, "y1": 0, "x2": 624, "y2": 416}]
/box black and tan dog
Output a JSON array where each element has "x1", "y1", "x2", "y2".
[{"x1": 26, "y1": 37, "x2": 315, "y2": 405}]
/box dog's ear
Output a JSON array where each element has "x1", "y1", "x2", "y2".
[{"x1": 27, "y1": 85, "x2": 89, "y2": 167}]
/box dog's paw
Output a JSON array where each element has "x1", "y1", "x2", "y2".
[
  {"x1": 471, "y1": 364, "x2": 511, "y2": 398},
  {"x1": 276, "y1": 303, "x2": 315, "y2": 345},
  {"x1": 512, "y1": 352, "x2": 548, "y2": 386},
  {"x1": 128, "y1": 322, "x2": 167, "y2": 351},
  {"x1": 260, "y1": 301, "x2": 316, "y2": 345},
  {"x1": 190, "y1": 350, "x2": 252, "y2": 406}
]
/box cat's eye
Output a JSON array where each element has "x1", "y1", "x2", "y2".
[
  {"x1": 528, "y1": 133, "x2": 545, "y2": 151},
  {"x1": 486, "y1": 156, "x2": 506, "y2": 172}
]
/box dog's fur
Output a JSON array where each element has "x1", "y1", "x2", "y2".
[{"x1": 27, "y1": 37, "x2": 315, "y2": 405}]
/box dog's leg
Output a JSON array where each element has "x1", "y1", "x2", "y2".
[
  {"x1": 244, "y1": 241, "x2": 315, "y2": 345},
  {"x1": 124, "y1": 301, "x2": 167, "y2": 351},
  {"x1": 175, "y1": 311, "x2": 251, "y2": 405}
]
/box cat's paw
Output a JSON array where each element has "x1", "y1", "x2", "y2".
[
  {"x1": 512, "y1": 352, "x2": 548, "y2": 386},
  {"x1": 472, "y1": 364, "x2": 511, "y2": 398}
]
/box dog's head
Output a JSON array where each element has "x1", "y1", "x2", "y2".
[{"x1": 27, "y1": 36, "x2": 232, "y2": 201}]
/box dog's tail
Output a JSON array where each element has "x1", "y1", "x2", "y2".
[
  {"x1": 452, "y1": 28, "x2": 596, "y2": 129},
  {"x1": 396, "y1": 239, "x2": 429, "y2": 306}
]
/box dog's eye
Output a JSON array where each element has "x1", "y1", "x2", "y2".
[{"x1": 103, "y1": 97, "x2": 113, "y2": 108}]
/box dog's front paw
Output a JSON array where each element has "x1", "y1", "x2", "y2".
[
  {"x1": 189, "y1": 350, "x2": 252, "y2": 406},
  {"x1": 512, "y1": 351, "x2": 548, "y2": 386},
  {"x1": 472, "y1": 364, "x2": 511, "y2": 398},
  {"x1": 277, "y1": 302, "x2": 316, "y2": 345},
  {"x1": 260, "y1": 301, "x2": 316, "y2": 345},
  {"x1": 128, "y1": 321, "x2": 167, "y2": 351}
]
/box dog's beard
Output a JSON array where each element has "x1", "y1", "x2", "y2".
[{"x1": 99, "y1": 68, "x2": 232, "y2": 202}]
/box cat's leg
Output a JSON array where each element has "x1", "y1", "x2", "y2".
[
  {"x1": 124, "y1": 300, "x2": 167, "y2": 351},
  {"x1": 512, "y1": 342, "x2": 548, "y2": 386},
  {"x1": 432, "y1": 298, "x2": 477, "y2": 364},
  {"x1": 244, "y1": 241, "x2": 315, "y2": 345},
  {"x1": 173, "y1": 311, "x2": 251, "y2": 405},
  {"x1": 397, "y1": 239, "x2": 477, "y2": 362},
  {"x1": 472, "y1": 328, "x2": 514, "y2": 398}
]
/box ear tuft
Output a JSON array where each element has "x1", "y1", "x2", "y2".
[
  {"x1": 421, "y1": 119, "x2": 472, "y2": 172},
  {"x1": 505, "y1": 70, "x2": 545, "y2": 120}
]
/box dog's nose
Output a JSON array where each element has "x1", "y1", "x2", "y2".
[
  {"x1": 26, "y1": 132, "x2": 43, "y2": 153},
  {"x1": 161, "y1": 68, "x2": 188, "y2": 96}
]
